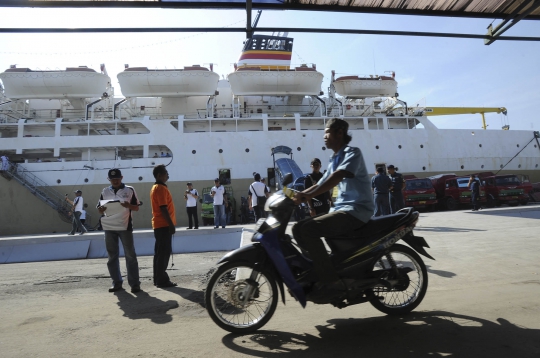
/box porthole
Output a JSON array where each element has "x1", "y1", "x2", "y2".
[
  {"x1": 517, "y1": 144, "x2": 520, "y2": 148},
  {"x1": 56, "y1": 179, "x2": 61, "y2": 184},
  {"x1": 219, "y1": 149, "x2": 223, "y2": 153},
  {"x1": 460, "y1": 165, "x2": 464, "y2": 169},
  {"x1": 376, "y1": 145, "x2": 379, "y2": 149},
  {"x1": 84, "y1": 178, "x2": 89, "y2": 183},
  {"x1": 535, "y1": 145, "x2": 538, "y2": 148},
  {"x1": 398, "y1": 145, "x2": 402, "y2": 149},
  {"x1": 151, "y1": 162, "x2": 155, "y2": 165},
  {"x1": 420, "y1": 144, "x2": 424, "y2": 148},
  {"x1": 138, "y1": 176, "x2": 143, "y2": 181},
  {"x1": 422, "y1": 166, "x2": 426, "y2": 171},
  {"x1": 500, "y1": 164, "x2": 503, "y2": 168},
  {"x1": 297, "y1": 147, "x2": 301, "y2": 151},
  {"x1": 518, "y1": 164, "x2": 521, "y2": 168},
  {"x1": 322, "y1": 147, "x2": 326, "y2": 151},
  {"x1": 479, "y1": 144, "x2": 482, "y2": 148},
  {"x1": 481, "y1": 165, "x2": 484, "y2": 169},
  {"x1": 536, "y1": 164, "x2": 539, "y2": 168},
  {"x1": 245, "y1": 148, "x2": 250, "y2": 153},
  {"x1": 192, "y1": 150, "x2": 196, "y2": 154}
]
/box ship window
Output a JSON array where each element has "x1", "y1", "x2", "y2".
[
  {"x1": 138, "y1": 176, "x2": 143, "y2": 181},
  {"x1": 219, "y1": 149, "x2": 223, "y2": 153},
  {"x1": 219, "y1": 169, "x2": 231, "y2": 185},
  {"x1": 398, "y1": 145, "x2": 402, "y2": 149},
  {"x1": 422, "y1": 167, "x2": 426, "y2": 171},
  {"x1": 297, "y1": 147, "x2": 301, "y2": 151},
  {"x1": 479, "y1": 144, "x2": 482, "y2": 147},
  {"x1": 461, "y1": 165, "x2": 464, "y2": 169},
  {"x1": 192, "y1": 150, "x2": 196, "y2": 154},
  {"x1": 322, "y1": 147, "x2": 326, "y2": 151}
]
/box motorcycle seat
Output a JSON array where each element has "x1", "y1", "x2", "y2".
[{"x1": 326, "y1": 210, "x2": 412, "y2": 240}]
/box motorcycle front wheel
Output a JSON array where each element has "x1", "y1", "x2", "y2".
[
  {"x1": 368, "y1": 244, "x2": 428, "y2": 315},
  {"x1": 205, "y1": 261, "x2": 278, "y2": 334}
]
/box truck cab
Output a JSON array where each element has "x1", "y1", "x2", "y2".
[
  {"x1": 444, "y1": 176, "x2": 486, "y2": 210},
  {"x1": 403, "y1": 178, "x2": 438, "y2": 210},
  {"x1": 483, "y1": 175, "x2": 528, "y2": 207}
]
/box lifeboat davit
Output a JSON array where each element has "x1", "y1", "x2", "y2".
[
  {"x1": 0, "y1": 66, "x2": 110, "y2": 99},
  {"x1": 332, "y1": 72, "x2": 398, "y2": 98},
  {"x1": 117, "y1": 65, "x2": 219, "y2": 97}
]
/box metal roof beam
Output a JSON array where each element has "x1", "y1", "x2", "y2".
[
  {"x1": 485, "y1": 0, "x2": 540, "y2": 45},
  {"x1": 1, "y1": 26, "x2": 540, "y2": 42}
]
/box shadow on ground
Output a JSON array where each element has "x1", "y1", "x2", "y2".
[
  {"x1": 425, "y1": 265, "x2": 456, "y2": 278},
  {"x1": 221, "y1": 311, "x2": 539, "y2": 357},
  {"x1": 115, "y1": 290, "x2": 178, "y2": 324}
]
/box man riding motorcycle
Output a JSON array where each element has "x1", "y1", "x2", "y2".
[{"x1": 293, "y1": 118, "x2": 374, "y2": 301}]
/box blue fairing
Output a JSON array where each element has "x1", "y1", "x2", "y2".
[{"x1": 254, "y1": 229, "x2": 307, "y2": 308}]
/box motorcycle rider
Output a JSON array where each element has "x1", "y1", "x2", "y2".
[{"x1": 293, "y1": 118, "x2": 374, "y2": 300}]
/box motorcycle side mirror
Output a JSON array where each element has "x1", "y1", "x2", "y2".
[{"x1": 282, "y1": 173, "x2": 293, "y2": 187}]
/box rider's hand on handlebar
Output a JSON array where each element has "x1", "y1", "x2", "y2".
[{"x1": 293, "y1": 192, "x2": 311, "y2": 205}]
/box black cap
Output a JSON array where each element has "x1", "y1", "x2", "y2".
[
  {"x1": 108, "y1": 168, "x2": 122, "y2": 179},
  {"x1": 187, "y1": 182, "x2": 193, "y2": 186},
  {"x1": 387, "y1": 165, "x2": 395, "y2": 169},
  {"x1": 74, "y1": 189, "x2": 82, "y2": 193},
  {"x1": 254, "y1": 173, "x2": 261, "y2": 180},
  {"x1": 311, "y1": 158, "x2": 322, "y2": 166},
  {"x1": 214, "y1": 178, "x2": 220, "y2": 182}
]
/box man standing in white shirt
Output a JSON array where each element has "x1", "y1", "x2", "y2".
[
  {"x1": 248, "y1": 173, "x2": 269, "y2": 221},
  {"x1": 97, "y1": 169, "x2": 141, "y2": 293},
  {"x1": 66, "y1": 190, "x2": 87, "y2": 235},
  {"x1": 1, "y1": 154, "x2": 9, "y2": 171},
  {"x1": 184, "y1": 182, "x2": 199, "y2": 229},
  {"x1": 210, "y1": 178, "x2": 227, "y2": 229}
]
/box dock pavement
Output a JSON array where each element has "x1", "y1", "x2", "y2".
[{"x1": 1, "y1": 205, "x2": 539, "y2": 357}]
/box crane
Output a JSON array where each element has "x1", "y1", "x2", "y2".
[{"x1": 421, "y1": 107, "x2": 507, "y2": 130}]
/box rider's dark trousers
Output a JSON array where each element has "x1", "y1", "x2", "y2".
[{"x1": 292, "y1": 211, "x2": 366, "y2": 284}]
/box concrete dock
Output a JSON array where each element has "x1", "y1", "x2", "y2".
[{"x1": 1, "y1": 205, "x2": 539, "y2": 357}]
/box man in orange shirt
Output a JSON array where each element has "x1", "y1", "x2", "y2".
[{"x1": 150, "y1": 164, "x2": 177, "y2": 288}]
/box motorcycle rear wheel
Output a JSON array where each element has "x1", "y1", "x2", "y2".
[
  {"x1": 368, "y1": 244, "x2": 428, "y2": 315},
  {"x1": 205, "y1": 261, "x2": 278, "y2": 334}
]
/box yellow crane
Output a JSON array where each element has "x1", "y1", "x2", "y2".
[{"x1": 422, "y1": 107, "x2": 507, "y2": 130}]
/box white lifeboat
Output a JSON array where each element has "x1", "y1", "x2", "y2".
[
  {"x1": 228, "y1": 65, "x2": 324, "y2": 96},
  {"x1": 0, "y1": 66, "x2": 110, "y2": 99},
  {"x1": 117, "y1": 65, "x2": 219, "y2": 97},
  {"x1": 332, "y1": 72, "x2": 398, "y2": 98}
]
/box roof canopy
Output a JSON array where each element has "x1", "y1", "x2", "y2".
[{"x1": 1, "y1": 0, "x2": 540, "y2": 44}]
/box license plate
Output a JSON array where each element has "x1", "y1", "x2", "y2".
[{"x1": 419, "y1": 201, "x2": 426, "y2": 204}]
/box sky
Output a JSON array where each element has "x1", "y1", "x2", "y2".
[{"x1": 0, "y1": 6, "x2": 539, "y2": 131}]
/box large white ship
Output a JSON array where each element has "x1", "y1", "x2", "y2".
[{"x1": 1, "y1": 33, "x2": 539, "y2": 236}]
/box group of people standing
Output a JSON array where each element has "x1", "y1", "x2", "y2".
[{"x1": 371, "y1": 165, "x2": 406, "y2": 217}]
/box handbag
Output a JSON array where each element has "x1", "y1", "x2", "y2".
[{"x1": 250, "y1": 184, "x2": 267, "y2": 208}]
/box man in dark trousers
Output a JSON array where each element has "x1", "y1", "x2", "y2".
[
  {"x1": 304, "y1": 158, "x2": 331, "y2": 217},
  {"x1": 97, "y1": 169, "x2": 141, "y2": 293},
  {"x1": 66, "y1": 190, "x2": 87, "y2": 235},
  {"x1": 293, "y1": 118, "x2": 374, "y2": 301},
  {"x1": 371, "y1": 167, "x2": 393, "y2": 216},
  {"x1": 388, "y1": 165, "x2": 406, "y2": 213},
  {"x1": 150, "y1": 164, "x2": 177, "y2": 288},
  {"x1": 184, "y1": 182, "x2": 199, "y2": 229},
  {"x1": 248, "y1": 173, "x2": 269, "y2": 221},
  {"x1": 468, "y1": 174, "x2": 481, "y2": 211}
]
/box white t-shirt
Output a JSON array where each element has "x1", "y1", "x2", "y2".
[
  {"x1": 73, "y1": 196, "x2": 84, "y2": 212},
  {"x1": 98, "y1": 184, "x2": 140, "y2": 231},
  {"x1": 211, "y1": 185, "x2": 226, "y2": 205},
  {"x1": 186, "y1": 188, "x2": 198, "y2": 207},
  {"x1": 80, "y1": 210, "x2": 86, "y2": 220},
  {"x1": 249, "y1": 181, "x2": 269, "y2": 207}
]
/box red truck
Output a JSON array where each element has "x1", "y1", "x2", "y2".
[
  {"x1": 403, "y1": 178, "x2": 438, "y2": 210},
  {"x1": 482, "y1": 174, "x2": 529, "y2": 207},
  {"x1": 429, "y1": 174, "x2": 487, "y2": 210}
]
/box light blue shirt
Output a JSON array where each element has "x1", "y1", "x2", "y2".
[{"x1": 318, "y1": 145, "x2": 374, "y2": 223}]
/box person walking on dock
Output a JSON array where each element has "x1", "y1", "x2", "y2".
[
  {"x1": 371, "y1": 167, "x2": 393, "y2": 216},
  {"x1": 468, "y1": 174, "x2": 481, "y2": 211},
  {"x1": 1, "y1": 153, "x2": 9, "y2": 171},
  {"x1": 97, "y1": 169, "x2": 141, "y2": 293},
  {"x1": 66, "y1": 190, "x2": 87, "y2": 235},
  {"x1": 304, "y1": 158, "x2": 332, "y2": 217},
  {"x1": 388, "y1": 165, "x2": 406, "y2": 213},
  {"x1": 150, "y1": 164, "x2": 177, "y2": 288},
  {"x1": 211, "y1": 178, "x2": 228, "y2": 228},
  {"x1": 248, "y1": 173, "x2": 269, "y2": 222},
  {"x1": 184, "y1": 182, "x2": 199, "y2": 229}
]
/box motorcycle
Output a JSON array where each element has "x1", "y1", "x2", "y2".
[{"x1": 205, "y1": 174, "x2": 434, "y2": 333}]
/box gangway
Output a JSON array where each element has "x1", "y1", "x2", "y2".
[{"x1": 0, "y1": 161, "x2": 72, "y2": 223}]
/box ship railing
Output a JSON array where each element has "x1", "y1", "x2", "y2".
[
  {"x1": 237, "y1": 63, "x2": 318, "y2": 71},
  {"x1": 1, "y1": 161, "x2": 72, "y2": 221}
]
